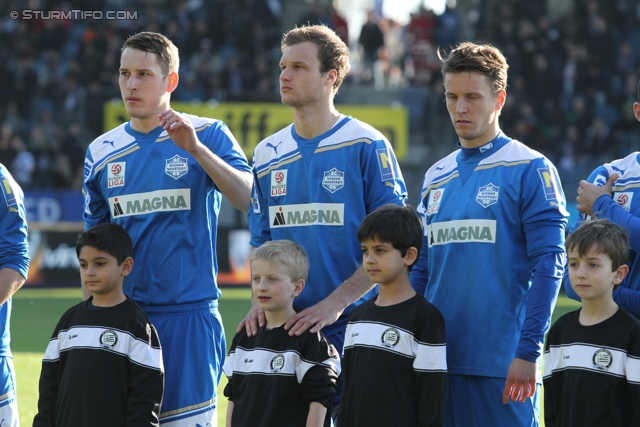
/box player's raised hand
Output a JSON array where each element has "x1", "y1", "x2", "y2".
[
  {"x1": 576, "y1": 173, "x2": 618, "y2": 216},
  {"x1": 284, "y1": 298, "x2": 343, "y2": 336},
  {"x1": 158, "y1": 109, "x2": 199, "y2": 153},
  {"x1": 502, "y1": 358, "x2": 536, "y2": 404}
]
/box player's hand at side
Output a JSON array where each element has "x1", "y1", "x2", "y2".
[
  {"x1": 576, "y1": 174, "x2": 618, "y2": 216},
  {"x1": 502, "y1": 358, "x2": 537, "y2": 404},
  {"x1": 284, "y1": 298, "x2": 343, "y2": 336},
  {"x1": 158, "y1": 109, "x2": 199, "y2": 154},
  {"x1": 237, "y1": 300, "x2": 265, "y2": 337}
]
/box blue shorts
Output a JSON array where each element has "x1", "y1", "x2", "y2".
[
  {"x1": 0, "y1": 356, "x2": 18, "y2": 427},
  {"x1": 444, "y1": 374, "x2": 540, "y2": 427},
  {"x1": 142, "y1": 300, "x2": 226, "y2": 426}
]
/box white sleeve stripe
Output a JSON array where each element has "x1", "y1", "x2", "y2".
[
  {"x1": 413, "y1": 342, "x2": 447, "y2": 372},
  {"x1": 42, "y1": 339, "x2": 60, "y2": 361}
]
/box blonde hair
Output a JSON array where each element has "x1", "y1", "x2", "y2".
[{"x1": 251, "y1": 240, "x2": 309, "y2": 282}]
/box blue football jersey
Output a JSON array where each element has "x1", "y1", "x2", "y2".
[
  {"x1": 83, "y1": 115, "x2": 251, "y2": 306},
  {"x1": 411, "y1": 132, "x2": 568, "y2": 377},
  {"x1": 0, "y1": 164, "x2": 29, "y2": 356},
  {"x1": 248, "y1": 115, "x2": 407, "y2": 336},
  {"x1": 566, "y1": 152, "x2": 640, "y2": 316}
]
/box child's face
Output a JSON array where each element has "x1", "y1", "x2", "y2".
[
  {"x1": 567, "y1": 245, "x2": 627, "y2": 302},
  {"x1": 361, "y1": 237, "x2": 416, "y2": 285},
  {"x1": 251, "y1": 258, "x2": 303, "y2": 314},
  {"x1": 78, "y1": 246, "x2": 131, "y2": 297}
]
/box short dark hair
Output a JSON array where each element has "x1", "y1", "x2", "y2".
[
  {"x1": 357, "y1": 204, "x2": 423, "y2": 271},
  {"x1": 122, "y1": 32, "x2": 179, "y2": 77},
  {"x1": 636, "y1": 78, "x2": 640, "y2": 103},
  {"x1": 282, "y1": 25, "x2": 350, "y2": 92},
  {"x1": 76, "y1": 223, "x2": 133, "y2": 265},
  {"x1": 438, "y1": 41, "x2": 509, "y2": 94},
  {"x1": 566, "y1": 219, "x2": 628, "y2": 280}
]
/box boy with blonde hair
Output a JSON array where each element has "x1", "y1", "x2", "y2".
[{"x1": 224, "y1": 240, "x2": 340, "y2": 427}]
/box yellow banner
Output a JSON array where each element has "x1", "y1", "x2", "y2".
[{"x1": 104, "y1": 101, "x2": 408, "y2": 159}]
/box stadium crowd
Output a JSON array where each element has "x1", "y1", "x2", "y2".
[{"x1": 0, "y1": 0, "x2": 640, "y2": 192}]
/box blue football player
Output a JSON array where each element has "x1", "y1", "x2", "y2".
[
  {"x1": 410, "y1": 42, "x2": 568, "y2": 427},
  {"x1": 241, "y1": 24, "x2": 407, "y2": 417},
  {"x1": 0, "y1": 164, "x2": 29, "y2": 426},
  {"x1": 83, "y1": 32, "x2": 252, "y2": 426}
]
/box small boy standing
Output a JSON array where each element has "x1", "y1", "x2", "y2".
[
  {"x1": 337, "y1": 204, "x2": 447, "y2": 427},
  {"x1": 33, "y1": 223, "x2": 164, "y2": 427},
  {"x1": 543, "y1": 219, "x2": 640, "y2": 427},
  {"x1": 223, "y1": 240, "x2": 340, "y2": 427}
]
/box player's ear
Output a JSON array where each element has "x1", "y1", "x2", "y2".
[
  {"x1": 325, "y1": 69, "x2": 337, "y2": 89},
  {"x1": 613, "y1": 264, "x2": 629, "y2": 285},
  {"x1": 292, "y1": 279, "x2": 305, "y2": 297},
  {"x1": 121, "y1": 257, "x2": 134, "y2": 277},
  {"x1": 404, "y1": 247, "x2": 418, "y2": 266},
  {"x1": 495, "y1": 89, "x2": 506, "y2": 111},
  {"x1": 166, "y1": 72, "x2": 179, "y2": 93}
]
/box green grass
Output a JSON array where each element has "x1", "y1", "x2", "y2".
[{"x1": 12, "y1": 287, "x2": 578, "y2": 426}]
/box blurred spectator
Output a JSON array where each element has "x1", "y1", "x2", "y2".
[{"x1": 358, "y1": 11, "x2": 384, "y2": 84}]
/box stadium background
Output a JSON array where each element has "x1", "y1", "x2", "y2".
[
  {"x1": 0, "y1": 0, "x2": 630, "y2": 424},
  {"x1": 0, "y1": 0, "x2": 637, "y2": 286}
]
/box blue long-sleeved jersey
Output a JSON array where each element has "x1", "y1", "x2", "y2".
[
  {"x1": 83, "y1": 116, "x2": 251, "y2": 306},
  {"x1": 410, "y1": 132, "x2": 568, "y2": 378},
  {"x1": 248, "y1": 115, "x2": 407, "y2": 337},
  {"x1": 0, "y1": 164, "x2": 29, "y2": 357},
  {"x1": 565, "y1": 152, "x2": 640, "y2": 317}
]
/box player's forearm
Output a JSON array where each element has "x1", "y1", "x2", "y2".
[
  {"x1": 516, "y1": 252, "x2": 564, "y2": 361},
  {"x1": 0, "y1": 268, "x2": 25, "y2": 306},
  {"x1": 189, "y1": 143, "x2": 253, "y2": 213},
  {"x1": 325, "y1": 265, "x2": 373, "y2": 312},
  {"x1": 306, "y1": 402, "x2": 327, "y2": 427}
]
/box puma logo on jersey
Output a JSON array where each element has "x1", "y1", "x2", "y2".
[{"x1": 266, "y1": 141, "x2": 283, "y2": 154}]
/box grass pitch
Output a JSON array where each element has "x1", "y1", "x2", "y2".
[{"x1": 13, "y1": 287, "x2": 578, "y2": 426}]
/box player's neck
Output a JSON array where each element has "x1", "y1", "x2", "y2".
[
  {"x1": 375, "y1": 278, "x2": 416, "y2": 307},
  {"x1": 92, "y1": 290, "x2": 127, "y2": 307},
  {"x1": 293, "y1": 103, "x2": 340, "y2": 140},
  {"x1": 264, "y1": 306, "x2": 297, "y2": 329},
  {"x1": 579, "y1": 297, "x2": 618, "y2": 326},
  {"x1": 129, "y1": 116, "x2": 162, "y2": 135}
]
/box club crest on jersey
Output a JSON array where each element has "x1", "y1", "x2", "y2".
[
  {"x1": 614, "y1": 192, "x2": 633, "y2": 211},
  {"x1": 99, "y1": 330, "x2": 118, "y2": 348},
  {"x1": 165, "y1": 155, "x2": 188, "y2": 180},
  {"x1": 381, "y1": 328, "x2": 400, "y2": 348},
  {"x1": 322, "y1": 168, "x2": 344, "y2": 193},
  {"x1": 271, "y1": 170, "x2": 287, "y2": 196},
  {"x1": 427, "y1": 188, "x2": 445, "y2": 215},
  {"x1": 592, "y1": 348, "x2": 612, "y2": 370},
  {"x1": 476, "y1": 183, "x2": 499, "y2": 208},
  {"x1": 270, "y1": 354, "x2": 285, "y2": 372},
  {"x1": 107, "y1": 162, "x2": 126, "y2": 188}
]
